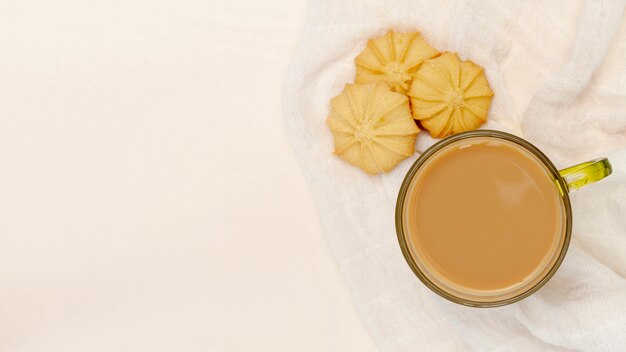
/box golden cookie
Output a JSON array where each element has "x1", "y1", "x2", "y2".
[
  {"x1": 327, "y1": 82, "x2": 419, "y2": 174},
  {"x1": 408, "y1": 52, "x2": 494, "y2": 138},
  {"x1": 355, "y1": 31, "x2": 440, "y2": 94}
]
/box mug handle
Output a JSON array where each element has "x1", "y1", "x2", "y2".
[{"x1": 559, "y1": 158, "x2": 612, "y2": 192}]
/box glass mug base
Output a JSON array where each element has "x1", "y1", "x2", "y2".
[{"x1": 395, "y1": 130, "x2": 612, "y2": 307}]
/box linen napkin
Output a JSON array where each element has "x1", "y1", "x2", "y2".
[{"x1": 283, "y1": 0, "x2": 626, "y2": 350}]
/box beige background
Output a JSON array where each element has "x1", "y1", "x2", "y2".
[{"x1": 0, "y1": 0, "x2": 378, "y2": 350}]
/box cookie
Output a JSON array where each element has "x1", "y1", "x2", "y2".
[
  {"x1": 408, "y1": 52, "x2": 493, "y2": 138},
  {"x1": 355, "y1": 31, "x2": 439, "y2": 94},
  {"x1": 327, "y1": 82, "x2": 419, "y2": 174}
]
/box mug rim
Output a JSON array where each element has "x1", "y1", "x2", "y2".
[{"x1": 395, "y1": 130, "x2": 573, "y2": 307}]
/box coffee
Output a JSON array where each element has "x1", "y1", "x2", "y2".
[{"x1": 403, "y1": 137, "x2": 566, "y2": 293}]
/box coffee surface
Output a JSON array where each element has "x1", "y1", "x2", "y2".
[{"x1": 405, "y1": 138, "x2": 565, "y2": 291}]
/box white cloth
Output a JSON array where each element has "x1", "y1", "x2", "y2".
[{"x1": 283, "y1": 0, "x2": 626, "y2": 350}]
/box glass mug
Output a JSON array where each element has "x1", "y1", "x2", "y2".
[{"x1": 395, "y1": 130, "x2": 612, "y2": 307}]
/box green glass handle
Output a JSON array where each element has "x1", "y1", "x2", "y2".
[{"x1": 559, "y1": 158, "x2": 612, "y2": 192}]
